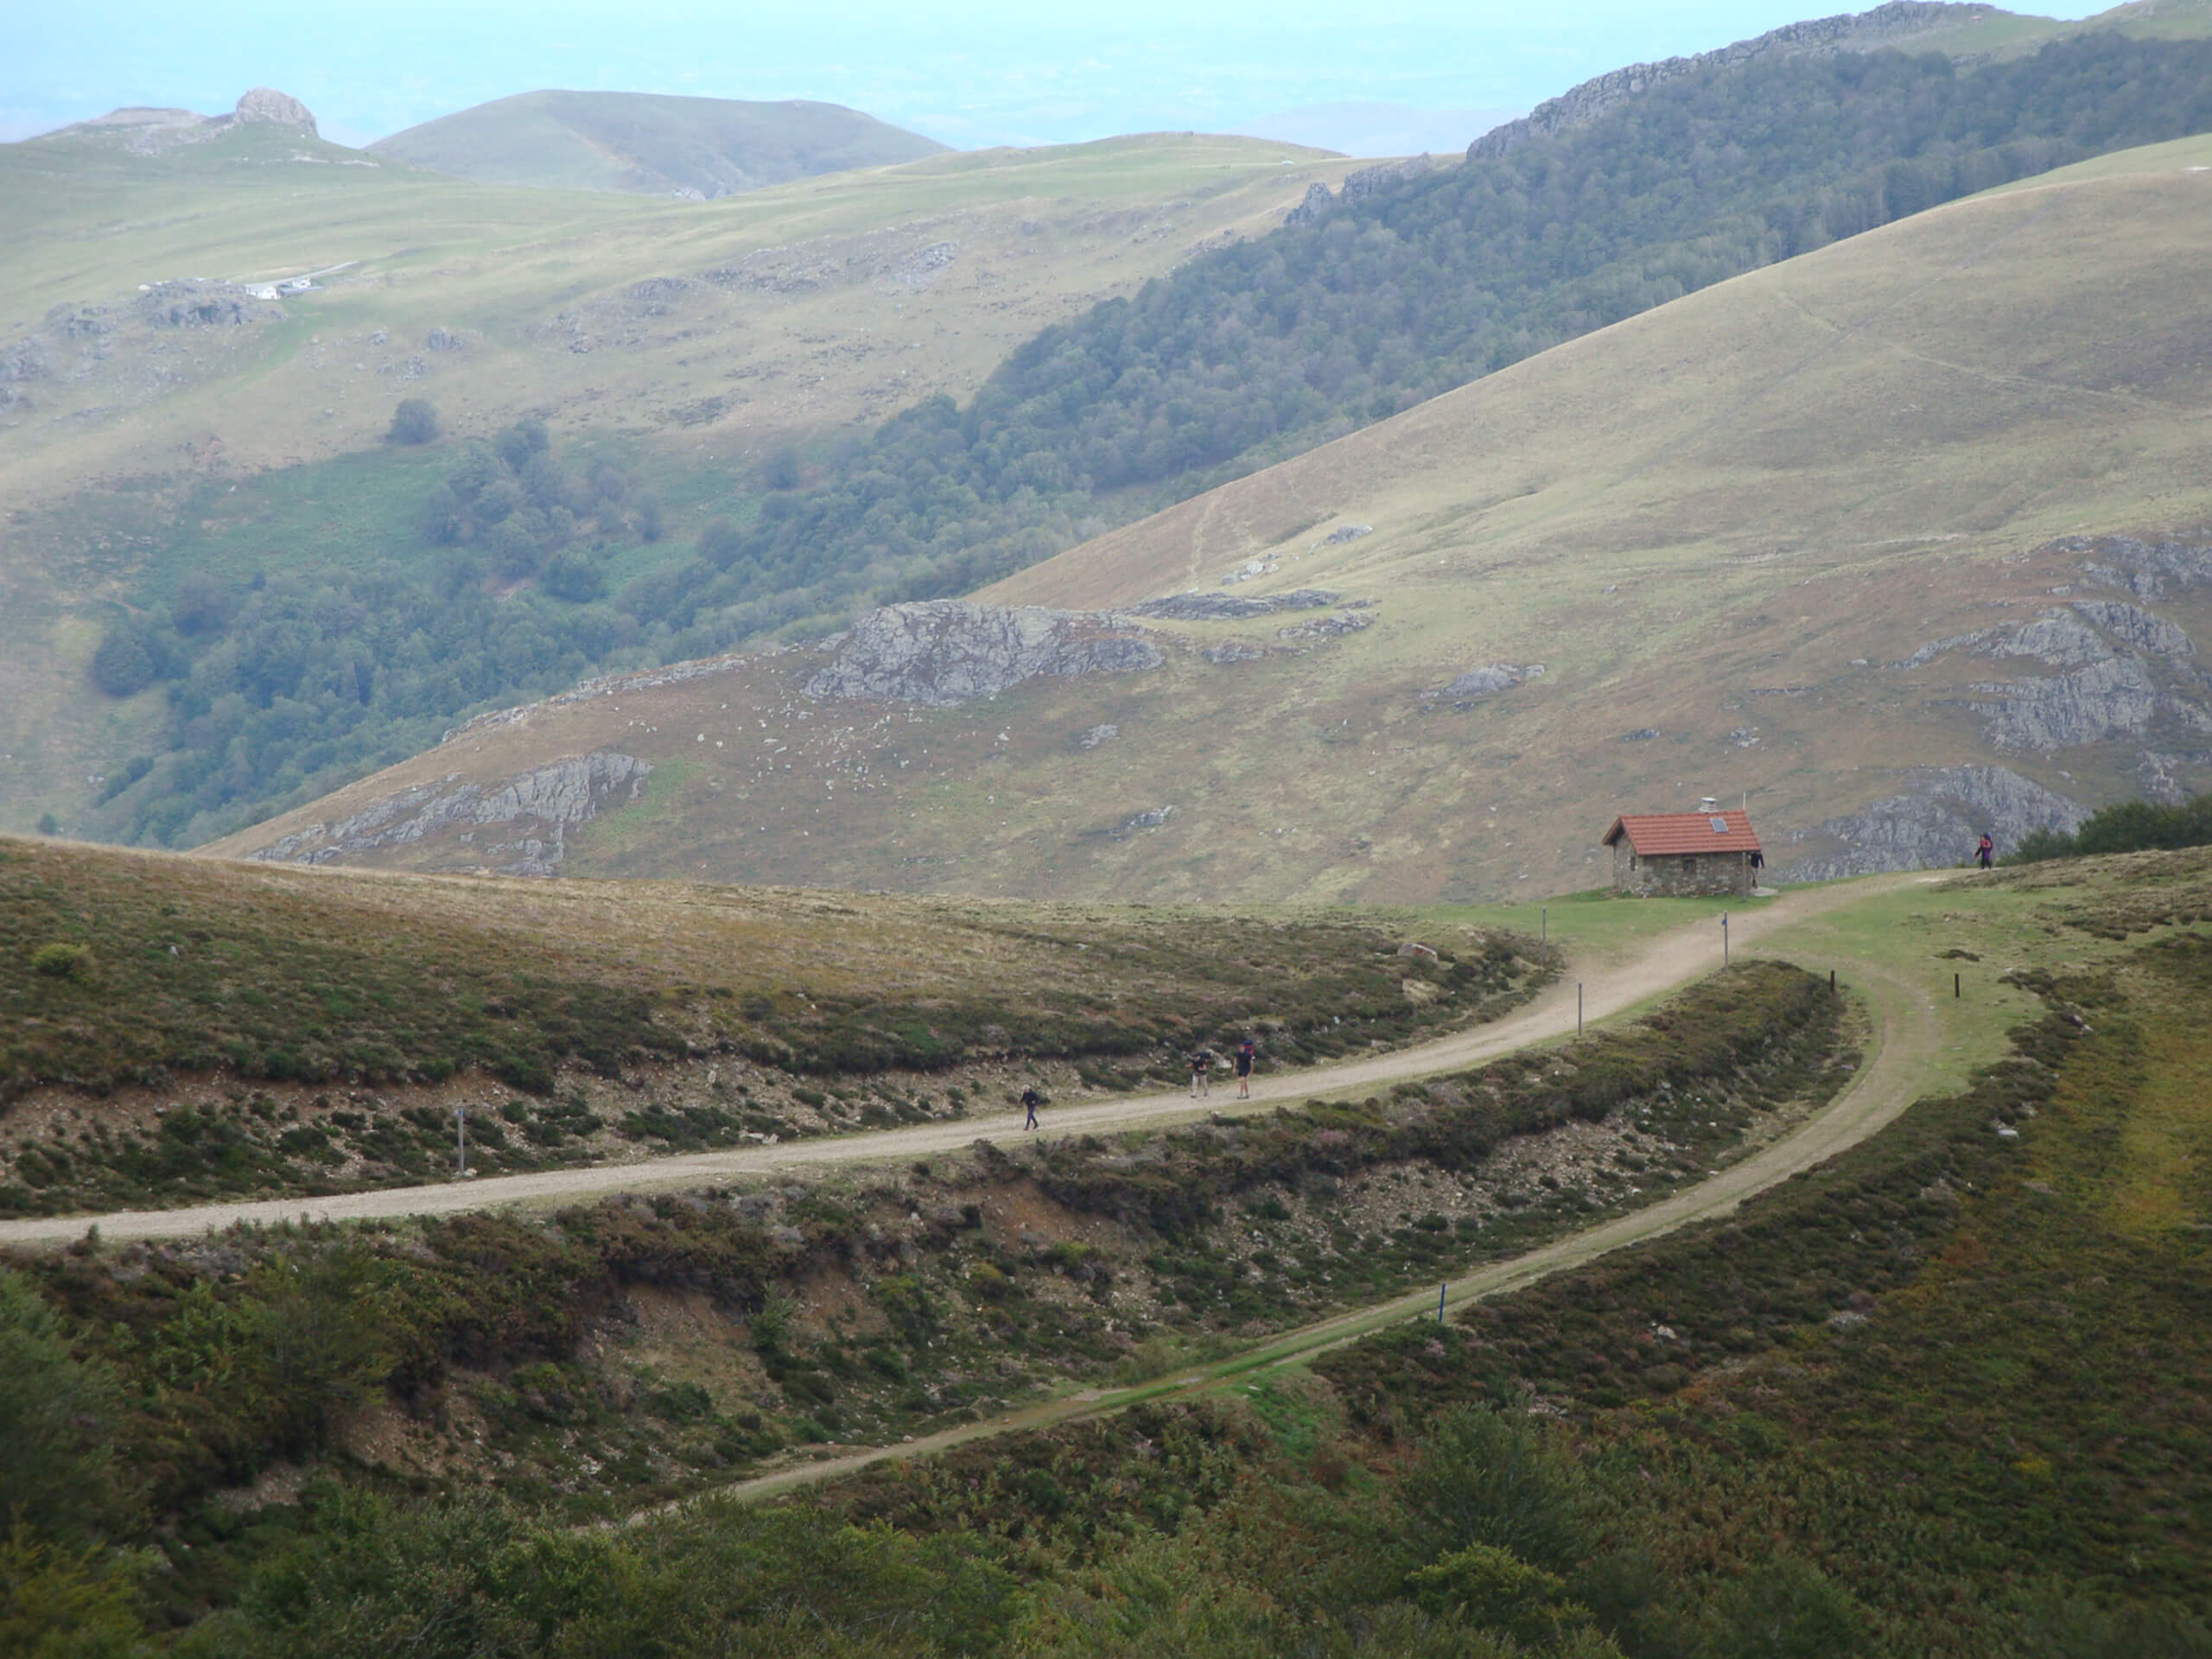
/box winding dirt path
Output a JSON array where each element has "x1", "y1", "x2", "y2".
[
  {"x1": 659, "y1": 918, "x2": 1946, "y2": 1510},
  {"x1": 0, "y1": 875, "x2": 1912, "y2": 1251}
]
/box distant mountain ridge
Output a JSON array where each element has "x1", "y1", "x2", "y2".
[
  {"x1": 369, "y1": 90, "x2": 947, "y2": 198},
  {"x1": 1464, "y1": 0, "x2": 2212, "y2": 157},
  {"x1": 41, "y1": 88, "x2": 319, "y2": 154}
]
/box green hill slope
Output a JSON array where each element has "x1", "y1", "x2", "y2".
[
  {"x1": 0, "y1": 124, "x2": 1351, "y2": 839},
  {"x1": 207, "y1": 134, "x2": 2212, "y2": 900},
  {"x1": 628, "y1": 29, "x2": 2212, "y2": 636},
  {"x1": 47, "y1": 26, "x2": 2212, "y2": 853},
  {"x1": 368, "y1": 91, "x2": 947, "y2": 197}
]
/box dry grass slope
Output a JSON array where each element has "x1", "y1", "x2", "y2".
[{"x1": 214, "y1": 137, "x2": 2212, "y2": 903}]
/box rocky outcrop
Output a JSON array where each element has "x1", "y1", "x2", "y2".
[
  {"x1": 804, "y1": 601, "x2": 1161, "y2": 708},
  {"x1": 246, "y1": 753, "x2": 651, "y2": 875},
  {"x1": 138, "y1": 282, "x2": 284, "y2": 330},
  {"x1": 1278, "y1": 611, "x2": 1373, "y2": 641},
  {"x1": 1470, "y1": 3, "x2": 2001, "y2": 160},
  {"x1": 1777, "y1": 765, "x2": 2088, "y2": 881},
  {"x1": 1287, "y1": 158, "x2": 1436, "y2": 224},
  {"x1": 1127, "y1": 589, "x2": 1337, "y2": 621},
  {"x1": 1341, "y1": 155, "x2": 1433, "y2": 202},
  {"x1": 2069, "y1": 535, "x2": 2212, "y2": 600},
  {"x1": 52, "y1": 90, "x2": 318, "y2": 151},
  {"x1": 232, "y1": 89, "x2": 318, "y2": 134},
  {"x1": 1423, "y1": 664, "x2": 1545, "y2": 702},
  {"x1": 1974, "y1": 657, "x2": 2164, "y2": 751},
  {"x1": 1284, "y1": 181, "x2": 1334, "y2": 226},
  {"x1": 1894, "y1": 598, "x2": 2209, "y2": 752},
  {"x1": 2069, "y1": 600, "x2": 2193, "y2": 658}
]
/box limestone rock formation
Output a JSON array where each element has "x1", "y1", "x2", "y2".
[
  {"x1": 804, "y1": 601, "x2": 1161, "y2": 708},
  {"x1": 138, "y1": 281, "x2": 284, "y2": 330},
  {"x1": 2069, "y1": 535, "x2": 2212, "y2": 600},
  {"x1": 1470, "y1": 3, "x2": 2002, "y2": 160},
  {"x1": 1127, "y1": 589, "x2": 1337, "y2": 621},
  {"x1": 1894, "y1": 592, "x2": 2209, "y2": 753},
  {"x1": 1284, "y1": 181, "x2": 1334, "y2": 226},
  {"x1": 1777, "y1": 765, "x2": 2088, "y2": 881},
  {"x1": 1423, "y1": 663, "x2": 1545, "y2": 702},
  {"x1": 1340, "y1": 154, "x2": 1433, "y2": 202},
  {"x1": 247, "y1": 752, "x2": 650, "y2": 875},
  {"x1": 232, "y1": 88, "x2": 318, "y2": 134}
]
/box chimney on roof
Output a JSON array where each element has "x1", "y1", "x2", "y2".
[{"x1": 1697, "y1": 796, "x2": 1718, "y2": 812}]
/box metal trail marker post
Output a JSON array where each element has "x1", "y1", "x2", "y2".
[
  {"x1": 1722, "y1": 911, "x2": 1730, "y2": 966},
  {"x1": 1577, "y1": 982, "x2": 1583, "y2": 1037},
  {"x1": 1439, "y1": 1283, "x2": 1447, "y2": 1322},
  {"x1": 1541, "y1": 906, "x2": 1547, "y2": 944},
  {"x1": 455, "y1": 1107, "x2": 470, "y2": 1178}
]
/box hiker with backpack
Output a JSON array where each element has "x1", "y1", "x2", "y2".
[
  {"x1": 1975, "y1": 833, "x2": 1995, "y2": 870},
  {"x1": 1021, "y1": 1086, "x2": 1045, "y2": 1131},
  {"x1": 1189, "y1": 1049, "x2": 1212, "y2": 1098},
  {"x1": 1234, "y1": 1037, "x2": 1258, "y2": 1099}
]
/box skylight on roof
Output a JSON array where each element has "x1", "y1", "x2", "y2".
[{"x1": 1710, "y1": 817, "x2": 1729, "y2": 832}]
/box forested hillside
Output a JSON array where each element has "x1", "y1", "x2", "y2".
[
  {"x1": 626, "y1": 33, "x2": 2212, "y2": 634},
  {"x1": 89, "y1": 31, "x2": 2212, "y2": 848}
]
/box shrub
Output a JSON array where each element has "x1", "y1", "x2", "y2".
[
  {"x1": 2010, "y1": 790, "x2": 2212, "y2": 863},
  {"x1": 539, "y1": 550, "x2": 607, "y2": 604},
  {"x1": 385, "y1": 397, "x2": 440, "y2": 445},
  {"x1": 30, "y1": 942, "x2": 91, "y2": 980},
  {"x1": 87, "y1": 626, "x2": 155, "y2": 698}
]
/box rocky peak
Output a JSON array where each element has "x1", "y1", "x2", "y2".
[{"x1": 232, "y1": 88, "x2": 318, "y2": 135}]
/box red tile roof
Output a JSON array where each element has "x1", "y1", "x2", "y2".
[{"x1": 1603, "y1": 810, "x2": 1762, "y2": 856}]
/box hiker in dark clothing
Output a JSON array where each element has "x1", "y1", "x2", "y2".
[
  {"x1": 1189, "y1": 1050, "x2": 1211, "y2": 1098},
  {"x1": 1234, "y1": 1038, "x2": 1257, "y2": 1099},
  {"x1": 1021, "y1": 1086, "x2": 1044, "y2": 1131},
  {"x1": 1975, "y1": 833, "x2": 1995, "y2": 870}
]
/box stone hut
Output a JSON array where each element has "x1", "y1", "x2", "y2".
[{"x1": 1602, "y1": 810, "x2": 1762, "y2": 897}]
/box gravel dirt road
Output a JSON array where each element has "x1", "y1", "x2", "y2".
[
  {"x1": 0, "y1": 875, "x2": 1914, "y2": 1250},
  {"x1": 661, "y1": 912, "x2": 1947, "y2": 1510}
]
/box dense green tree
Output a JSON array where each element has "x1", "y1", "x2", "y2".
[
  {"x1": 385, "y1": 398, "x2": 441, "y2": 445},
  {"x1": 0, "y1": 1272, "x2": 137, "y2": 1539}
]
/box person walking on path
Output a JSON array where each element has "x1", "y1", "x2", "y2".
[
  {"x1": 1020, "y1": 1086, "x2": 1044, "y2": 1131},
  {"x1": 1234, "y1": 1037, "x2": 1257, "y2": 1099},
  {"x1": 1975, "y1": 833, "x2": 1995, "y2": 870},
  {"x1": 1189, "y1": 1049, "x2": 1211, "y2": 1098}
]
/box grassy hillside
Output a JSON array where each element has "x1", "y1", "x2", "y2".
[
  {"x1": 212, "y1": 136, "x2": 2212, "y2": 901},
  {"x1": 4, "y1": 844, "x2": 2206, "y2": 1652},
  {"x1": 537, "y1": 30, "x2": 2212, "y2": 686},
  {"x1": 48, "y1": 28, "x2": 2212, "y2": 853},
  {"x1": 369, "y1": 91, "x2": 946, "y2": 197},
  {"x1": 0, "y1": 124, "x2": 1352, "y2": 836},
  {"x1": 0, "y1": 833, "x2": 1549, "y2": 1213}
]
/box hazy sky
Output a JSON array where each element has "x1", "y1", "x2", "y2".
[{"x1": 6, "y1": 0, "x2": 2105, "y2": 150}]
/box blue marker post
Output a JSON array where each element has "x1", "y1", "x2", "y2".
[{"x1": 1438, "y1": 1283, "x2": 1447, "y2": 1322}]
